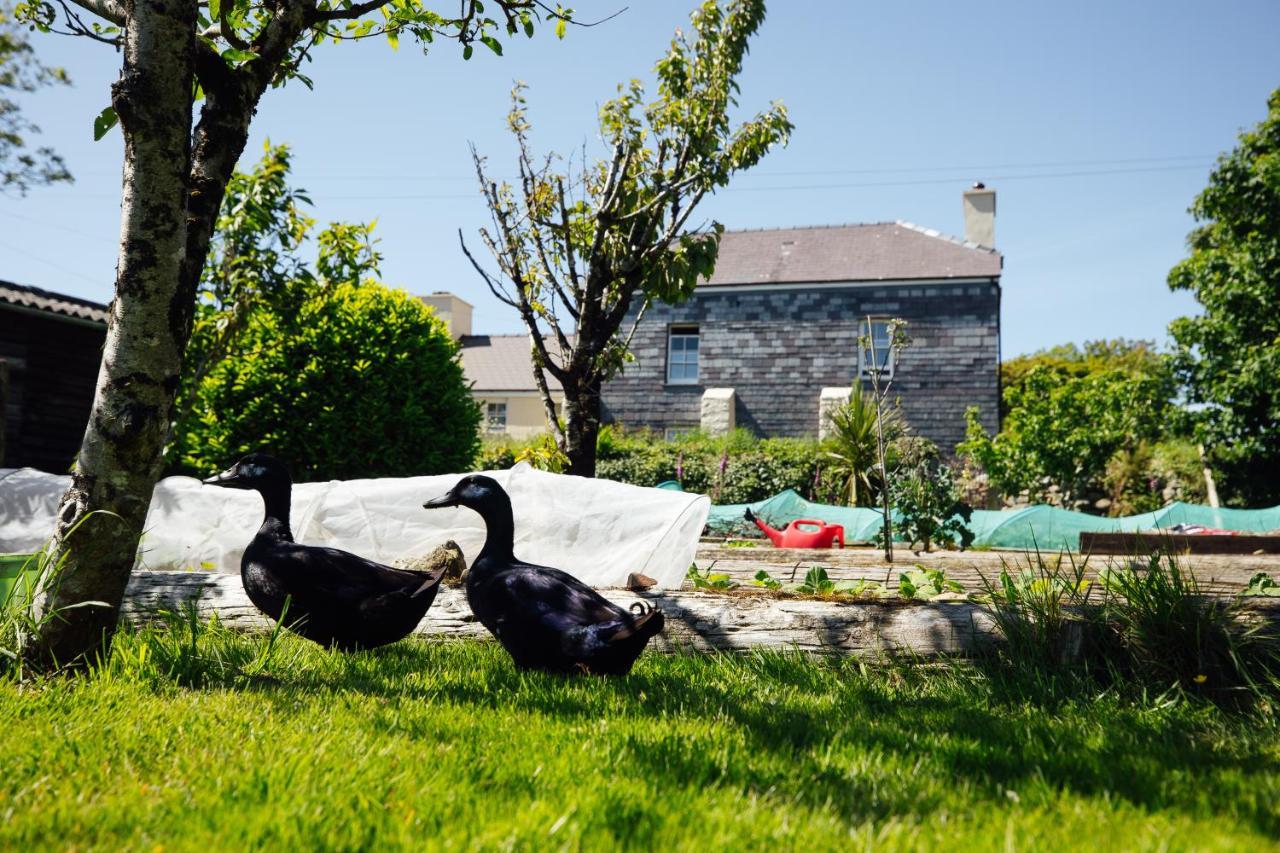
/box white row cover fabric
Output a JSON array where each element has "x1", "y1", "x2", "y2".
[{"x1": 0, "y1": 464, "x2": 709, "y2": 590}]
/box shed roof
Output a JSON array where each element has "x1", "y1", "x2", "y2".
[
  {"x1": 0, "y1": 280, "x2": 109, "y2": 324},
  {"x1": 701, "y1": 220, "x2": 1002, "y2": 287}
]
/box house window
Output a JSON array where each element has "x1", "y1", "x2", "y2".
[
  {"x1": 859, "y1": 318, "x2": 896, "y2": 379},
  {"x1": 667, "y1": 326, "x2": 700, "y2": 384},
  {"x1": 485, "y1": 401, "x2": 507, "y2": 432}
]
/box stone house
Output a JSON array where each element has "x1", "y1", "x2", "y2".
[
  {"x1": 600, "y1": 186, "x2": 1003, "y2": 452},
  {"x1": 422, "y1": 292, "x2": 566, "y2": 438},
  {"x1": 0, "y1": 280, "x2": 108, "y2": 471}
]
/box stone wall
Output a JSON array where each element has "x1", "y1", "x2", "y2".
[{"x1": 602, "y1": 280, "x2": 1001, "y2": 452}]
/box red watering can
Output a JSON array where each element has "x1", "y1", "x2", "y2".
[{"x1": 744, "y1": 508, "x2": 844, "y2": 549}]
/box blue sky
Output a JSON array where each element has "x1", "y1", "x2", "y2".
[{"x1": 4, "y1": 0, "x2": 1278, "y2": 356}]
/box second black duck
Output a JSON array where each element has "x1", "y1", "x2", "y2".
[{"x1": 422, "y1": 474, "x2": 664, "y2": 675}]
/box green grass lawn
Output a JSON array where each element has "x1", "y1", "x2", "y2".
[{"x1": 1, "y1": 622, "x2": 1278, "y2": 850}]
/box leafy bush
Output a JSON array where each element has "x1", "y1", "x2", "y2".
[
  {"x1": 821, "y1": 389, "x2": 904, "y2": 507},
  {"x1": 885, "y1": 440, "x2": 974, "y2": 552},
  {"x1": 491, "y1": 427, "x2": 843, "y2": 505},
  {"x1": 172, "y1": 282, "x2": 480, "y2": 481},
  {"x1": 169, "y1": 146, "x2": 481, "y2": 481},
  {"x1": 959, "y1": 340, "x2": 1177, "y2": 508},
  {"x1": 1102, "y1": 438, "x2": 1208, "y2": 516}
]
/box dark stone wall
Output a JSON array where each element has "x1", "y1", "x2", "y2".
[
  {"x1": 1, "y1": 307, "x2": 105, "y2": 472},
  {"x1": 601, "y1": 280, "x2": 1001, "y2": 452}
]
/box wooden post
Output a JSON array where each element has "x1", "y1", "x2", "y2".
[{"x1": 1199, "y1": 443, "x2": 1221, "y2": 509}]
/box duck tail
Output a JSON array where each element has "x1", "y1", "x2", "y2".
[{"x1": 624, "y1": 596, "x2": 665, "y2": 637}]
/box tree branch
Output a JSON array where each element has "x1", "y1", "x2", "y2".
[
  {"x1": 66, "y1": 0, "x2": 124, "y2": 26},
  {"x1": 308, "y1": 0, "x2": 394, "y2": 23}
]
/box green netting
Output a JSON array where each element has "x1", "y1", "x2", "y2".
[{"x1": 706, "y1": 490, "x2": 1280, "y2": 551}]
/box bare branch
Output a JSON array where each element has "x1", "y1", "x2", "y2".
[
  {"x1": 458, "y1": 229, "x2": 520, "y2": 310},
  {"x1": 309, "y1": 0, "x2": 395, "y2": 23},
  {"x1": 66, "y1": 0, "x2": 124, "y2": 26}
]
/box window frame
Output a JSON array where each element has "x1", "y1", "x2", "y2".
[
  {"x1": 666, "y1": 325, "x2": 701, "y2": 386},
  {"x1": 485, "y1": 401, "x2": 508, "y2": 433},
  {"x1": 858, "y1": 317, "x2": 897, "y2": 381}
]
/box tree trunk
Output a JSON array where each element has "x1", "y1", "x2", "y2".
[
  {"x1": 563, "y1": 375, "x2": 602, "y2": 477},
  {"x1": 24, "y1": 0, "x2": 196, "y2": 669}
]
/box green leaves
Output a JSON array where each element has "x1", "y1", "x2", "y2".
[
  {"x1": 1242, "y1": 572, "x2": 1280, "y2": 597},
  {"x1": 169, "y1": 146, "x2": 480, "y2": 480},
  {"x1": 1167, "y1": 88, "x2": 1280, "y2": 506},
  {"x1": 92, "y1": 106, "x2": 118, "y2": 141},
  {"x1": 687, "y1": 564, "x2": 738, "y2": 590},
  {"x1": 959, "y1": 342, "x2": 1178, "y2": 506},
  {"x1": 898, "y1": 567, "x2": 963, "y2": 601}
]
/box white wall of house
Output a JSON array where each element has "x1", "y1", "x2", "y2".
[{"x1": 476, "y1": 391, "x2": 564, "y2": 438}]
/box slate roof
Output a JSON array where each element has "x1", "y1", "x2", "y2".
[
  {"x1": 701, "y1": 221, "x2": 1002, "y2": 287},
  {"x1": 0, "y1": 279, "x2": 110, "y2": 324},
  {"x1": 460, "y1": 334, "x2": 572, "y2": 393}
]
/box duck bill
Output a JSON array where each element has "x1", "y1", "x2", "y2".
[
  {"x1": 422, "y1": 492, "x2": 458, "y2": 510},
  {"x1": 202, "y1": 468, "x2": 247, "y2": 489}
]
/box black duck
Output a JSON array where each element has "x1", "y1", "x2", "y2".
[
  {"x1": 423, "y1": 474, "x2": 664, "y2": 674},
  {"x1": 204, "y1": 454, "x2": 445, "y2": 651}
]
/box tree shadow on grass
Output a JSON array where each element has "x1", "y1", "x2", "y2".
[{"x1": 206, "y1": 638, "x2": 1280, "y2": 839}]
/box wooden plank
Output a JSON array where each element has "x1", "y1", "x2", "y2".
[
  {"x1": 694, "y1": 544, "x2": 1280, "y2": 595},
  {"x1": 120, "y1": 571, "x2": 999, "y2": 657},
  {"x1": 1081, "y1": 531, "x2": 1280, "y2": 555},
  {"x1": 119, "y1": 571, "x2": 1280, "y2": 658}
]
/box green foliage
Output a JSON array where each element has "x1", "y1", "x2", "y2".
[
  {"x1": 1242, "y1": 573, "x2": 1280, "y2": 598},
  {"x1": 821, "y1": 389, "x2": 904, "y2": 506},
  {"x1": 512, "y1": 432, "x2": 569, "y2": 473},
  {"x1": 686, "y1": 563, "x2": 738, "y2": 590},
  {"x1": 17, "y1": 0, "x2": 566, "y2": 90},
  {"x1": 979, "y1": 551, "x2": 1095, "y2": 675},
  {"x1": 1168, "y1": 88, "x2": 1280, "y2": 506},
  {"x1": 885, "y1": 440, "x2": 974, "y2": 552},
  {"x1": 749, "y1": 569, "x2": 781, "y2": 589},
  {"x1": 897, "y1": 567, "x2": 964, "y2": 600},
  {"x1": 0, "y1": 2, "x2": 70, "y2": 194},
  {"x1": 959, "y1": 339, "x2": 1177, "y2": 506},
  {"x1": 596, "y1": 429, "x2": 838, "y2": 505},
  {"x1": 1102, "y1": 438, "x2": 1208, "y2": 516},
  {"x1": 1098, "y1": 552, "x2": 1277, "y2": 700},
  {"x1": 780, "y1": 566, "x2": 889, "y2": 599},
  {"x1": 981, "y1": 549, "x2": 1279, "y2": 705},
  {"x1": 169, "y1": 146, "x2": 480, "y2": 481}
]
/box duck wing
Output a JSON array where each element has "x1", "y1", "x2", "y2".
[
  {"x1": 257, "y1": 542, "x2": 442, "y2": 608},
  {"x1": 481, "y1": 564, "x2": 659, "y2": 670}
]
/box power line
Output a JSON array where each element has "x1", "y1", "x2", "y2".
[
  {"x1": 71, "y1": 153, "x2": 1214, "y2": 183},
  {"x1": 300, "y1": 162, "x2": 1212, "y2": 201},
  {"x1": 0, "y1": 237, "x2": 105, "y2": 286},
  {"x1": 30, "y1": 160, "x2": 1214, "y2": 203},
  {"x1": 0, "y1": 209, "x2": 110, "y2": 242}
]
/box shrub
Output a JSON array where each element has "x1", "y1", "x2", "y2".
[{"x1": 171, "y1": 282, "x2": 481, "y2": 481}]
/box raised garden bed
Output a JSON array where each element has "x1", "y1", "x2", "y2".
[
  {"x1": 694, "y1": 542, "x2": 1278, "y2": 596},
  {"x1": 120, "y1": 570, "x2": 1001, "y2": 656},
  {"x1": 119, "y1": 569, "x2": 1280, "y2": 659}
]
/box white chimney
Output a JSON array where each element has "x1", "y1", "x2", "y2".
[
  {"x1": 962, "y1": 183, "x2": 996, "y2": 248},
  {"x1": 419, "y1": 292, "x2": 473, "y2": 339}
]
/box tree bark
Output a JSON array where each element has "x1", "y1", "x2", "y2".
[
  {"x1": 563, "y1": 374, "x2": 602, "y2": 477},
  {"x1": 24, "y1": 0, "x2": 196, "y2": 668}
]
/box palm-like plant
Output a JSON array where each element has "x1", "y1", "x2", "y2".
[{"x1": 822, "y1": 389, "x2": 904, "y2": 506}]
